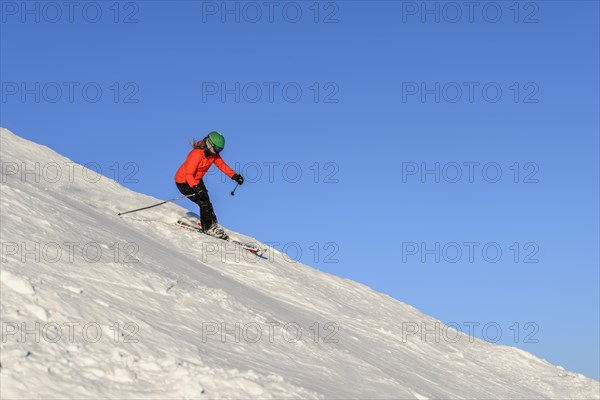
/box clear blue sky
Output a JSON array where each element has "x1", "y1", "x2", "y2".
[{"x1": 2, "y1": 1, "x2": 598, "y2": 380}]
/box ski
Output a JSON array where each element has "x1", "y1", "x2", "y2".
[{"x1": 176, "y1": 220, "x2": 265, "y2": 256}]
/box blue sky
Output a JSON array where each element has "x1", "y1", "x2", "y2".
[{"x1": 2, "y1": 1, "x2": 598, "y2": 380}]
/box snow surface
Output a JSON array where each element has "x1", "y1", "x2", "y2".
[{"x1": 0, "y1": 127, "x2": 598, "y2": 399}]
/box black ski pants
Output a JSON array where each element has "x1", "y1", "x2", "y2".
[{"x1": 176, "y1": 180, "x2": 217, "y2": 231}]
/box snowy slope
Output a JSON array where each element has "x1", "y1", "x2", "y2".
[{"x1": 0, "y1": 127, "x2": 598, "y2": 399}]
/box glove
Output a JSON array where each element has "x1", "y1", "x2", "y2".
[
  {"x1": 232, "y1": 173, "x2": 244, "y2": 185},
  {"x1": 192, "y1": 184, "x2": 203, "y2": 194}
]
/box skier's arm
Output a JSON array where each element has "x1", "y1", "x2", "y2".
[
  {"x1": 184, "y1": 150, "x2": 203, "y2": 187},
  {"x1": 214, "y1": 156, "x2": 236, "y2": 179}
]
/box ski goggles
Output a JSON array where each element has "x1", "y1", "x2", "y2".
[{"x1": 206, "y1": 137, "x2": 223, "y2": 154}]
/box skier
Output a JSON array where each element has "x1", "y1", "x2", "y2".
[{"x1": 175, "y1": 131, "x2": 244, "y2": 239}]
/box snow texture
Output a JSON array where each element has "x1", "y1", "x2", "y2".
[{"x1": 1, "y1": 128, "x2": 598, "y2": 399}]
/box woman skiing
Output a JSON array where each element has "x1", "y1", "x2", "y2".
[{"x1": 175, "y1": 131, "x2": 244, "y2": 239}]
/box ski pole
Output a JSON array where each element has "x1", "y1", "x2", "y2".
[
  {"x1": 230, "y1": 183, "x2": 239, "y2": 196},
  {"x1": 117, "y1": 193, "x2": 196, "y2": 216}
]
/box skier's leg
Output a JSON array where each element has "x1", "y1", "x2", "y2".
[
  {"x1": 176, "y1": 181, "x2": 217, "y2": 231},
  {"x1": 176, "y1": 182, "x2": 202, "y2": 225},
  {"x1": 176, "y1": 182, "x2": 195, "y2": 197},
  {"x1": 196, "y1": 184, "x2": 217, "y2": 231}
]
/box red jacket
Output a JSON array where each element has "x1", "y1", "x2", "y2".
[{"x1": 175, "y1": 148, "x2": 236, "y2": 187}]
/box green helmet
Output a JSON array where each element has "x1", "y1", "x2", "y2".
[{"x1": 207, "y1": 131, "x2": 225, "y2": 150}]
